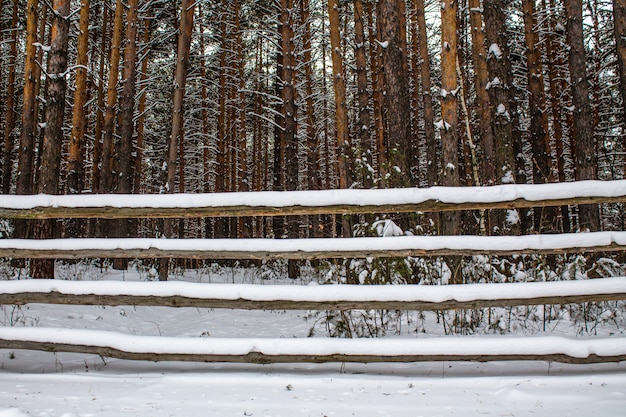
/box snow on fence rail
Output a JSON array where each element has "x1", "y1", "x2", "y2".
[
  {"x1": 1, "y1": 232, "x2": 626, "y2": 259},
  {"x1": 1, "y1": 181, "x2": 626, "y2": 364},
  {"x1": 0, "y1": 179, "x2": 624, "y2": 219},
  {"x1": 1, "y1": 327, "x2": 625, "y2": 364},
  {"x1": 1, "y1": 277, "x2": 625, "y2": 311}
]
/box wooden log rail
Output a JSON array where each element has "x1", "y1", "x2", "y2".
[
  {"x1": 1, "y1": 327, "x2": 625, "y2": 364},
  {"x1": 0, "y1": 232, "x2": 625, "y2": 259},
  {"x1": 0, "y1": 180, "x2": 623, "y2": 219},
  {"x1": 0, "y1": 277, "x2": 625, "y2": 311}
]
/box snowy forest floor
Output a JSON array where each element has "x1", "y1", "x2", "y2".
[{"x1": 0, "y1": 263, "x2": 625, "y2": 416}]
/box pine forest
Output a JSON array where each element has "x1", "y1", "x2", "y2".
[{"x1": 0, "y1": 0, "x2": 625, "y2": 281}]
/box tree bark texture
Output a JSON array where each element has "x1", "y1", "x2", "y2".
[
  {"x1": 2, "y1": 0, "x2": 19, "y2": 194},
  {"x1": 31, "y1": 0, "x2": 71, "y2": 279},
  {"x1": 328, "y1": 0, "x2": 350, "y2": 191},
  {"x1": 377, "y1": 0, "x2": 412, "y2": 187},
  {"x1": 565, "y1": 0, "x2": 599, "y2": 232},
  {"x1": 17, "y1": 0, "x2": 40, "y2": 197},
  {"x1": 99, "y1": 0, "x2": 125, "y2": 194}
]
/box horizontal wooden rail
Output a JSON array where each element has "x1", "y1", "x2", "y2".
[
  {"x1": 0, "y1": 232, "x2": 624, "y2": 259},
  {"x1": 0, "y1": 327, "x2": 624, "y2": 364},
  {"x1": 0, "y1": 180, "x2": 624, "y2": 219},
  {"x1": 1, "y1": 278, "x2": 625, "y2": 311}
]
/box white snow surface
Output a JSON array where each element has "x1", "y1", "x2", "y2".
[
  {"x1": 0, "y1": 180, "x2": 624, "y2": 209},
  {"x1": 1, "y1": 268, "x2": 625, "y2": 416},
  {"x1": 1, "y1": 231, "x2": 625, "y2": 254}
]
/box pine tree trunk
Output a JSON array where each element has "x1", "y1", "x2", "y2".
[
  {"x1": 377, "y1": 0, "x2": 411, "y2": 188},
  {"x1": 483, "y1": 0, "x2": 519, "y2": 235},
  {"x1": 468, "y1": 1, "x2": 494, "y2": 186},
  {"x1": 67, "y1": 0, "x2": 90, "y2": 238},
  {"x1": 301, "y1": 0, "x2": 322, "y2": 238},
  {"x1": 32, "y1": 3, "x2": 48, "y2": 190},
  {"x1": 234, "y1": 0, "x2": 250, "y2": 238},
  {"x1": 354, "y1": 0, "x2": 373, "y2": 188},
  {"x1": 565, "y1": 0, "x2": 599, "y2": 232},
  {"x1": 91, "y1": 3, "x2": 108, "y2": 196},
  {"x1": 328, "y1": 0, "x2": 350, "y2": 192},
  {"x1": 16, "y1": 0, "x2": 39, "y2": 198},
  {"x1": 13, "y1": 0, "x2": 40, "y2": 262},
  {"x1": 523, "y1": 0, "x2": 555, "y2": 232},
  {"x1": 99, "y1": 0, "x2": 124, "y2": 194},
  {"x1": 440, "y1": 0, "x2": 461, "y2": 283},
  {"x1": 614, "y1": 0, "x2": 626, "y2": 178},
  {"x1": 214, "y1": 0, "x2": 228, "y2": 239},
  {"x1": 280, "y1": 0, "x2": 300, "y2": 277},
  {"x1": 2, "y1": 0, "x2": 18, "y2": 194},
  {"x1": 366, "y1": 1, "x2": 386, "y2": 184},
  {"x1": 415, "y1": 0, "x2": 435, "y2": 188},
  {"x1": 31, "y1": 0, "x2": 70, "y2": 279},
  {"x1": 543, "y1": 0, "x2": 571, "y2": 232},
  {"x1": 112, "y1": 0, "x2": 139, "y2": 270},
  {"x1": 198, "y1": 5, "x2": 211, "y2": 238},
  {"x1": 159, "y1": 0, "x2": 195, "y2": 281}
]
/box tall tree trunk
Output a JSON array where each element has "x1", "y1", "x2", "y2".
[
  {"x1": 116, "y1": 0, "x2": 138, "y2": 194},
  {"x1": 13, "y1": 0, "x2": 40, "y2": 258},
  {"x1": 135, "y1": 15, "x2": 152, "y2": 197},
  {"x1": 99, "y1": 0, "x2": 124, "y2": 194},
  {"x1": 32, "y1": 2, "x2": 49, "y2": 189},
  {"x1": 199, "y1": 4, "x2": 211, "y2": 238},
  {"x1": 377, "y1": 0, "x2": 412, "y2": 188},
  {"x1": 543, "y1": 0, "x2": 570, "y2": 232},
  {"x1": 234, "y1": 0, "x2": 250, "y2": 238},
  {"x1": 366, "y1": 1, "x2": 386, "y2": 184},
  {"x1": 414, "y1": 0, "x2": 435, "y2": 188},
  {"x1": 483, "y1": 0, "x2": 518, "y2": 235},
  {"x1": 68, "y1": 0, "x2": 90, "y2": 197},
  {"x1": 31, "y1": 0, "x2": 70, "y2": 279},
  {"x1": 2, "y1": 0, "x2": 18, "y2": 194},
  {"x1": 440, "y1": 0, "x2": 461, "y2": 283},
  {"x1": 214, "y1": 0, "x2": 228, "y2": 239},
  {"x1": 91, "y1": 3, "x2": 108, "y2": 195},
  {"x1": 301, "y1": 0, "x2": 322, "y2": 238},
  {"x1": 523, "y1": 0, "x2": 555, "y2": 232},
  {"x1": 16, "y1": 0, "x2": 39, "y2": 198},
  {"x1": 159, "y1": 0, "x2": 195, "y2": 281},
  {"x1": 614, "y1": 0, "x2": 626, "y2": 178},
  {"x1": 484, "y1": 1, "x2": 515, "y2": 187},
  {"x1": 67, "y1": 0, "x2": 90, "y2": 238},
  {"x1": 328, "y1": 0, "x2": 350, "y2": 192},
  {"x1": 468, "y1": 1, "x2": 494, "y2": 186},
  {"x1": 112, "y1": 0, "x2": 139, "y2": 270},
  {"x1": 354, "y1": 0, "x2": 373, "y2": 188},
  {"x1": 280, "y1": 0, "x2": 300, "y2": 276},
  {"x1": 565, "y1": 0, "x2": 599, "y2": 232}
]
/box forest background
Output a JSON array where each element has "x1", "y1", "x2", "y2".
[{"x1": 0, "y1": 0, "x2": 625, "y2": 281}]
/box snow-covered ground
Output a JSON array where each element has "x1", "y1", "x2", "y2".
[{"x1": 0, "y1": 266, "x2": 625, "y2": 416}]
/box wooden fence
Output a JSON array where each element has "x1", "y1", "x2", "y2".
[{"x1": 0, "y1": 180, "x2": 626, "y2": 365}]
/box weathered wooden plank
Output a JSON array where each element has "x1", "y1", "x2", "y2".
[
  {"x1": 2, "y1": 291, "x2": 625, "y2": 311},
  {"x1": 0, "y1": 180, "x2": 624, "y2": 219},
  {"x1": 0, "y1": 236, "x2": 626, "y2": 260},
  {"x1": 0, "y1": 232, "x2": 624, "y2": 259},
  {"x1": 1, "y1": 278, "x2": 625, "y2": 311},
  {"x1": 0, "y1": 329, "x2": 623, "y2": 365}
]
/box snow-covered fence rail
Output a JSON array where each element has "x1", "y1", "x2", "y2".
[
  {"x1": 0, "y1": 180, "x2": 624, "y2": 219},
  {"x1": 1, "y1": 181, "x2": 626, "y2": 364},
  {"x1": 1, "y1": 232, "x2": 626, "y2": 260},
  {"x1": 1, "y1": 278, "x2": 625, "y2": 311},
  {"x1": 1, "y1": 327, "x2": 624, "y2": 364}
]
